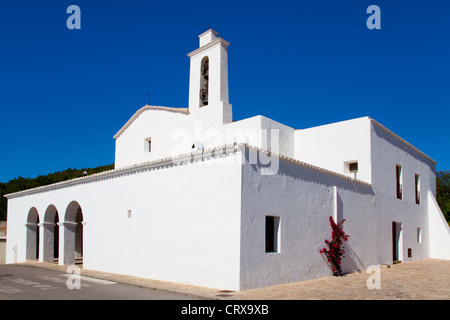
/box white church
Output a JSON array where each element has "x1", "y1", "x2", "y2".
[{"x1": 5, "y1": 30, "x2": 450, "y2": 291}]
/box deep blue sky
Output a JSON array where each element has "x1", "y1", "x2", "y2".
[{"x1": 0, "y1": 0, "x2": 449, "y2": 182}]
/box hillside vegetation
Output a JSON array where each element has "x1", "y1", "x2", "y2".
[{"x1": 0, "y1": 164, "x2": 114, "y2": 220}]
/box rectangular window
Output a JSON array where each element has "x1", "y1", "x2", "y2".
[
  {"x1": 348, "y1": 162, "x2": 358, "y2": 172},
  {"x1": 265, "y1": 216, "x2": 280, "y2": 253},
  {"x1": 144, "y1": 138, "x2": 152, "y2": 153},
  {"x1": 415, "y1": 174, "x2": 420, "y2": 205},
  {"x1": 396, "y1": 165, "x2": 402, "y2": 199},
  {"x1": 344, "y1": 160, "x2": 358, "y2": 173},
  {"x1": 417, "y1": 227, "x2": 422, "y2": 243},
  {"x1": 344, "y1": 161, "x2": 358, "y2": 179}
]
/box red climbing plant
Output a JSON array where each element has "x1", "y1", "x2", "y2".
[{"x1": 319, "y1": 216, "x2": 349, "y2": 276}]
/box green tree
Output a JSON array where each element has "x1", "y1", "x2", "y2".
[{"x1": 436, "y1": 170, "x2": 450, "y2": 225}]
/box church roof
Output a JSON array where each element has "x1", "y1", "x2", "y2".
[{"x1": 113, "y1": 105, "x2": 189, "y2": 139}]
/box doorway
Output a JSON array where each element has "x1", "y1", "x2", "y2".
[{"x1": 392, "y1": 221, "x2": 403, "y2": 263}]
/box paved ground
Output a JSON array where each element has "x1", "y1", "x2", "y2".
[
  {"x1": 0, "y1": 264, "x2": 199, "y2": 300},
  {"x1": 14, "y1": 259, "x2": 450, "y2": 300}
]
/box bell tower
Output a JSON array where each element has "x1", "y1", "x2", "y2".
[{"x1": 187, "y1": 29, "x2": 232, "y2": 125}]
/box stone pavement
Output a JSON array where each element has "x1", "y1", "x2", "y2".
[{"x1": 23, "y1": 259, "x2": 450, "y2": 300}]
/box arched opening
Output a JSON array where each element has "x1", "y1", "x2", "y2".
[
  {"x1": 199, "y1": 56, "x2": 209, "y2": 107},
  {"x1": 26, "y1": 207, "x2": 40, "y2": 260},
  {"x1": 43, "y1": 205, "x2": 59, "y2": 263},
  {"x1": 63, "y1": 201, "x2": 83, "y2": 266}
]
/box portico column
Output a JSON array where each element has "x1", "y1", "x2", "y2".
[
  {"x1": 25, "y1": 223, "x2": 38, "y2": 260},
  {"x1": 40, "y1": 222, "x2": 55, "y2": 263},
  {"x1": 58, "y1": 221, "x2": 77, "y2": 265}
]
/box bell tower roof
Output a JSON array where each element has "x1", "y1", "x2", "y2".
[
  {"x1": 199, "y1": 29, "x2": 219, "y2": 47},
  {"x1": 187, "y1": 30, "x2": 230, "y2": 58}
]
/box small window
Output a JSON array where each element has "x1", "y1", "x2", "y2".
[
  {"x1": 349, "y1": 162, "x2": 358, "y2": 172},
  {"x1": 344, "y1": 160, "x2": 358, "y2": 173},
  {"x1": 417, "y1": 227, "x2": 422, "y2": 243},
  {"x1": 265, "y1": 216, "x2": 280, "y2": 253},
  {"x1": 344, "y1": 161, "x2": 358, "y2": 178},
  {"x1": 407, "y1": 248, "x2": 412, "y2": 258},
  {"x1": 396, "y1": 165, "x2": 402, "y2": 200},
  {"x1": 144, "y1": 138, "x2": 152, "y2": 153},
  {"x1": 415, "y1": 174, "x2": 420, "y2": 205}
]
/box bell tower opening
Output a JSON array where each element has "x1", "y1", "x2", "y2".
[{"x1": 200, "y1": 56, "x2": 209, "y2": 107}]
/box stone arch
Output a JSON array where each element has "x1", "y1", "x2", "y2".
[
  {"x1": 62, "y1": 201, "x2": 83, "y2": 265},
  {"x1": 42, "y1": 205, "x2": 59, "y2": 263},
  {"x1": 26, "y1": 207, "x2": 40, "y2": 260}
]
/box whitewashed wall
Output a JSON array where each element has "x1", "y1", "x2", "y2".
[
  {"x1": 239, "y1": 147, "x2": 376, "y2": 290},
  {"x1": 115, "y1": 110, "x2": 296, "y2": 173},
  {"x1": 239, "y1": 132, "x2": 449, "y2": 290},
  {"x1": 6, "y1": 151, "x2": 243, "y2": 291},
  {"x1": 428, "y1": 191, "x2": 450, "y2": 260},
  {"x1": 294, "y1": 117, "x2": 372, "y2": 184},
  {"x1": 223, "y1": 115, "x2": 295, "y2": 158},
  {"x1": 114, "y1": 108, "x2": 191, "y2": 169},
  {"x1": 369, "y1": 120, "x2": 444, "y2": 263},
  {"x1": 6, "y1": 140, "x2": 450, "y2": 291}
]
